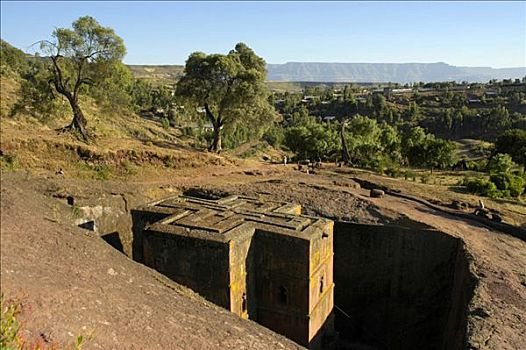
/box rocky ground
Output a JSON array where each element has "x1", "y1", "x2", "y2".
[
  {"x1": 0, "y1": 169, "x2": 304, "y2": 350},
  {"x1": 1, "y1": 160, "x2": 525, "y2": 349}
]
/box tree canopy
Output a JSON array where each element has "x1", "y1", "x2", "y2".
[
  {"x1": 495, "y1": 129, "x2": 526, "y2": 168},
  {"x1": 176, "y1": 43, "x2": 277, "y2": 151}
]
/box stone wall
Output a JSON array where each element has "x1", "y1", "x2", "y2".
[
  {"x1": 143, "y1": 227, "x2": 232, "y2": 308},
  {"x1": 333, "y1": 222, "x2": 474, "y2": 350}
]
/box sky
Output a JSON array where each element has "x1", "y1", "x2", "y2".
[{"x1": 1, "y1": 1, "x2": 525, "y2": 68}]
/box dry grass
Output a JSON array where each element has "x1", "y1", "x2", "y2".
[
  {"x1": 330, "y1": 167, "x2": 526, "y2": 227},
  {"x1": 0, "y1": 79, "x2": 240, "y2": 181}
]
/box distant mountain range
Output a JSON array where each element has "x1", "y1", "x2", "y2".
[{"x1": 266, "y1": 62, "x2": 526, "y2": 83}]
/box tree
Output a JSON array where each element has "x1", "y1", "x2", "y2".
[
  {"x1": 425, "y1": 138, "x2": 456, "y2": 170},
  {"x1": 38, "y1": 16, "x2": 126, "y2": 141},
  {"x1": 176, "y1": 43, "x2": 276, "y2": 152},
  {"x1": 443, "y1": 109, "x2": 453, "y2": 132},
  {"x1": 495, "y1": 129, "x2": 526, "y2": 169},
  {"x1": 487, "y1": 153, "x2": 515, "y2": 174},
  {"x1": 284, "y1": 116, "x2": 339, "y2": 160},
  {"x1": 400, "y1": 127, "x2": 455, "y2": 169}
]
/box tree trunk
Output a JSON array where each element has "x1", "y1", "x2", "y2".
[
  {"x1": 204, "y1": 103, "x2": 222, "y2": 153},
  {"x1": 340, "y1": 120, "x2": 350, "y2": 164},
  {"x1": 63, "y1": 97, "x2": 89, "y2": 142},
  {"x1": 209, "y1": 125, "x2": 222, "y2": 152}
]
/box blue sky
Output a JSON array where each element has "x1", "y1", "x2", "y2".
[{"x1": 1, "y1": 1, "x2": 525, "y2": 67}]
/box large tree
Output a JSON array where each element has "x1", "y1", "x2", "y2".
[
  {"x1": 495, "y1": 129, "x2": 526, "y2": 169},
  {"x1": 39, "y1": 16, "x2": 125, "y2": 141},
  {"x1": 176, "y1": 43, "x2": 276, "y2": 152}
]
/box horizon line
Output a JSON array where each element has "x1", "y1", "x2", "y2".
[{"x1": 124, "y1": 61, "x2": 526, "y2": 70}]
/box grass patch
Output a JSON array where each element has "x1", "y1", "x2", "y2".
[
  {"x1": 0, "y1": 153, "x2": 19, "y2": 170},
  {"x1": 76, "y1": 163, "x2": 113, "y2": 180}
]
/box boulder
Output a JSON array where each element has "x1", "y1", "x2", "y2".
[{"x1": 370, "y1": 189, "x2": 385, "y2": 198}]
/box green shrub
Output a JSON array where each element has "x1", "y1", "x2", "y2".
[
  {"x1": 490, "y1": 172, "x2": 525, "y2": 198},
  {"x1": 466, "y1": 159, "x2": 487, "y2": 172},
  {"x1": 0, "y1": 154, "x2": 18, "y2": 170},
  {"x1": 181, "y1": 126, "x2": 194, "y2": 137},
  {"x1": 161, "y1": 117, "x2": 170, "y2": 130},
  {"x1": 463, "y1": 177, "x2": 499, "y2": 198},
  {"x1": 78, "y1": 163, "x2": 112, "y2": 180},
  {"x1": 487, "y1": 153, "x2": 515, "y2": 173},
  {"x1": 1, "y1": 293, "x2": 89, "y2": 349},
  {"x1": 1, "y1": 293, "x2": 21, "y2": 349}
]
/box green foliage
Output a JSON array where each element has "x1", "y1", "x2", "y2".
[
  {"x1": 489, "y1": 172, "x2": 525, "y2": 198},
  {"x1": 282, "y1": 113, "x2": 453, "y2": 172},
  {"x1": 262, "y1": 124, "x2": 285, "y2": 148},
  {"x1": 120, "y1": 160, "x2": 137, "y2": 175},
  {"x1": 40, "y1": 16, "x2": 126, "y2": 94},
  {"x1": 130, "y1": 79, "x2": 155, "y2": 110},
  {"x1": 0, "y1": 40, "x2": 29, "y2": 76},
  {"x1": 371, "y1": 153, "x2": 401, "y2": 176},
  {"x1": 462, "y1": 177, "x2": 499, "y2": 198},
  {"x1": 465, "y1": 159, "x2": 487, "y2": 172},
  {"x1": 78, "y1": 163, "x2": 112, "y2": 180},
  {"x1": 406, "y1": 101, "x2": 420, "y2": 121},
  {"x1": 426, "y1": 138, "x2": 457, "y2": 169},
  {"x1": 487, "y1": 153, "x2": 515, "y2": 174},
  {"x1": 176, "y1": 42, "x2": 278, "y2": 151},
  {"x1": 181, "y1": 126, "x2": 195, "y2": 137},
  {"x1": 404, "y1": 170, "x2": 417, "y2": 181},
  {"x1": 222, "y1": 123, "x2": 254, "y2": 149},
  {"x1": 1, "y1": 293, "x2": 21, "y2": 349},
  {"x1": 88, "y1": 62, "x2": 134, "y2": 112},
  {"x1": 161, "y1": 117, "x2": 170, "y2": 130},
  {"x1": 463, "y1": 171, "x2": 525, "y2": 199},
  {"x1": 495, "y1": 129, "x2": 526, "y2": 168},
  {"x1": 284, "y1": 115, "x2": 339, "y2": 160},
  {"x1": 401, "y1": 126, "x2": 456, "y2": 169},
  {"x1": 343, "y1": 115, "x2": 401, "y2": 168},
  {"x1": 37, "y1": 16, "x2": 127, "y2": 136},
  {"x1": 8, "y1": 18, "x2": 131, "y2": 132},
  {"x1": 10, "y1": 59, "x2": 67, "y2": 120},
  {"x1": 0, "y1": 154, "x2": 19, "y2": 170}
]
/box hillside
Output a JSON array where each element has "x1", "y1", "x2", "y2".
[
  {"x1": 127, "y1": 64, "x2": 184, "y2": 83},
  {"x1": 126, "y1": 62, "x2": 526, "y2": 84}
]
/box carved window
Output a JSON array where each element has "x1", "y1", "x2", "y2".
[
  {"x1": 242, "y1": 293, "x2": 247, "y2": 312},
  {"x1": 278, "y1": 286, "x2": 288, "y2": 304}
]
